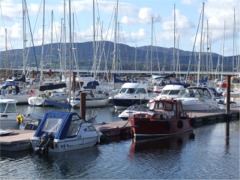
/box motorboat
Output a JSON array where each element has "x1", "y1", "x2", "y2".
[
  {"x1": 109, "y1": 82, "x2": 151, "y2": 110},
  {"x1": 30, "y1": 111, "x2": 102, "y2": 154},
  {"x1": 118, "y1": 84, "x2": 186, "y2": 120},
  {"x1": 118, "y1": 103, "x2": 148, "y2": 120},
  {"x1": 129, "y1": 99, "x2": 193, "y2": 141},
  {"x1": 154, "y1": 84, "x2": 186, "y2": 100},
  {"x1": 176, "y1": 86, "x2": 220, "y2": 111},
  {"x1": 0, "y1": 98, "x2": 31, "y2": 129}
]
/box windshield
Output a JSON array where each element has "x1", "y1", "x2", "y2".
[{"x1": 42, "y1": 118, "x2": 63, "y2": 133}]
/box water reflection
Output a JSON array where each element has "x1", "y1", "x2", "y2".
[
  {"x1": 129, "y1": 131, "x2": 195, "y2": 157},
  {"x1": 31, "y1": 147, "x2": 100, "y2": 179}
]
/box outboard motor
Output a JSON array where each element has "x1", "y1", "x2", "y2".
[{"x1": 35, "y1": 133, "x2": 54, "y2": 155}]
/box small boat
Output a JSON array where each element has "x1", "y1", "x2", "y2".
[
  {"x1": 0, "y1": 98, "x2": 31, "y2": 129},
  {"x1": 154, "y1": 84, "x2": 186, "y2": 100},
  {"x1": 176, "y1": 86, "x2": 219, "y2": 111},
  {"x1": 31, "y1": 111, "x2": 102, "y2": 154},
  {"x1": 68, "y1": 90, "x2": 109, "y2": 108},
  {"x1": 129, "y1": 99, "x2": 193, "y2": 140},
  {"x1": 109, "y1": 82, "x2": 151, "y2": 110}
]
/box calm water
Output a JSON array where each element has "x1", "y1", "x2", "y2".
[{"x1": 0, "y1": 105, "x2": 239, "y2": 179}]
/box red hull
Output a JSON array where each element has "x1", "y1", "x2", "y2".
[
  {"x1": 129, "y1": 99, "x2": 193, "y2": 140},
  {"x1": 131, "y1": 117, "x2": 192, "y2": 139}
]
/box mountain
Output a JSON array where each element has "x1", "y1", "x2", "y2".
[{"x1": 0, "y1": 41, "x2": 234, "y2": 72}]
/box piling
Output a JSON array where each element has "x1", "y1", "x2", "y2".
[
  {"x1": 80, "y1": 92, "x2": 86, "y2": 120},
  {"x1": 226, "y1": 75, "x2": 231, "y2": 114}
]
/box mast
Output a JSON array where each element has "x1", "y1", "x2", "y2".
[
  {"x1": 112, "y1": 0, "x2": 119, "y2": 72},
  {"x1": 221, "y1": 21, "x2": 226, "y2": 81},
  {"x1": 50, "y1": 10, "x2": 53, "y2": 71},
  {"x1": 5, "y1": 28, "x2": 8, "y2": 79},
  {"x1": 22, "y1": 0, "x2": 27, "y2": 75},
  {"x1": 40, "y1": 0, "x2": 45, "y2": 83},
  {"x1": 173, "y1": 3, "x2": 176, "y2": 73},
  {"x1": 197, "y1": 2, "x2": 204, "y2": 87},
  {"x1": 232, "y1": 9, "x2": 236, "y2": 72},
  {"x1": 69, "y1": 0, "x2": 72, "y2": 90},
  {"x1": 150, "y1": 16, "x2": 153, "y2": 74}
]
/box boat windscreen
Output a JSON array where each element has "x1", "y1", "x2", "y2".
[{"x1": 42, "y1": 118, "x2": 63, "y2": 133}]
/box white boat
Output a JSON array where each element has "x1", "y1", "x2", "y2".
[
  {"x1": 28, "y1": 96, "x2": 45, "y2": 106},
  {"x1": 28, "y1": 83, "x2": 68, "y2": 106},
  {"x1": 109, "y1": 82, "x2": 151, "y2": 110},
  {"x1": 68, "y1": 90, "x2": 109, "y2": 108},
  {"x1": 0, "y1": 81, "x2": 36, "y2": 104},
  {"x1": 176, "y1": 86, "x2": 219, "y2": 111},
  {"x1": 154, "y1": 84, "x2": 186, "y2": 100},
  {"x1": 31, "y1": 111, "x2": 102, "y2": 154},
  {"x1": 0, "y1": 98, "x2": 31, "y2": 129}
]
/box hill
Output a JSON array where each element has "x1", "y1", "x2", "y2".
[{"x1": 0, "y1": 41, "x2": 234, "y2": 72}]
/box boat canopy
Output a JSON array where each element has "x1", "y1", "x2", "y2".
[{"x1": 34, "y1": 111, "x2": 83, "y2": 140}]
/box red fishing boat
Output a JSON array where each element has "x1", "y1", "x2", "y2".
[{"x1": 130, "y1": 99, "x2": 193, "y2": 140}]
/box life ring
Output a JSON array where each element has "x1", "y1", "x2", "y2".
[{"x1": 16, "y1": 114, "x2": 24, "y2": 124}]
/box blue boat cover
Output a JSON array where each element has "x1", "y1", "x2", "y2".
[{"x1": 34, "y1": 111, "x2": 82, "y2": 140}]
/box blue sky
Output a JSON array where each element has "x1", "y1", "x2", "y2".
[{"x1": 0, "y1": 0, "x2": 239, "y2": 56}]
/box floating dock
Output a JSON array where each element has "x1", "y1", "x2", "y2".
[{"x1": 0, "y1": 108, "x2": 239, "y2": 152}]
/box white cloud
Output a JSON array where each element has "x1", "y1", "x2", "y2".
[
  {"x1": 138, "y1": 7, "x2": 153, "y2": 23},
  {"x1": 162, "y1": 9, "x2": 195, "y2": 32},
  {"x1": 121, "y1": 16, "x2": 138, "y2": 25},
  {"x1": 181, "y1": 0, "x2": 196, "y2": 5}
]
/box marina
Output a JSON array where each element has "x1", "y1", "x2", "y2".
[
  {"x1": 0, "y1": 105, "x2": 239, "y2": 179},
  {"x1": 0, "y1": 0, "x2": 240, "y2": 178}
]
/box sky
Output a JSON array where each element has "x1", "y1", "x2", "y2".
[{"x1": 0, "y1": 0, "x2": 239, "y2": 56}]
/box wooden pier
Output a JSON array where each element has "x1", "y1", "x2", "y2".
[{"x1": 0, "y1": 108, "x2": 239, "y2": 152}]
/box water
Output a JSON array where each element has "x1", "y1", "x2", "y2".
[{"x1": 0, "y1": 105, "x2": 239, "y2": 179}]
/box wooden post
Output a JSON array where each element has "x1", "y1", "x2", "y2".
[
  {"x1": 80, "y1": 92, "x2": 86, "y2": 120},
  {"x1": 72, "y1": 72, "x2": 76, "y2": 92},
  {"x1": 226, "y1": 75, "x2": 231, "y2": 114}
]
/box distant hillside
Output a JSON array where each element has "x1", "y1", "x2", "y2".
[{"x1": 0, "y1": 41, "x2": 234, "y2": 72}]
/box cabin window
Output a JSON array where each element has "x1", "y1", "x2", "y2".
[
  {"x1": 161, "y1": 90, "x2": 170, "y2": 95},
  {"x1": 0, "y1": 103, "x2": 7, "y2": 113},
  {"x1": 154, "y1": 102, "x2": 164, "y2": 109},
  {"x1": 127, "y1": 88, "x2": 136, "y2": 94},
  {"x1": 119, "y1": 88, "x2": 128, "y2": 94},
  {"x1": 42, "y1": 118, "x2": 63, "y2": 133},
  {"x1": 5, "y1": 104, "x2": 17, "y2": 113},
  {"x1": 165, "y1": 103, "x2": 173, "y2": 111},
  {"x1": 232, "y1": 78, "x2": 240, "y2": 83},
  {"x1": 66, "y1": 115, "x2": 82, "y2": 137},
  {"x1": 169, "y1": 90, "x2": 180, "y2": 95},
  {"x1": 86, "y1": 125, "x2": 96, "y2": 132},
  {"x1": 203, "y1": 89, "x2": 211, "y2": 98},
  {"x1": 136, "y1": 88, "x2": 147, "y2": 94}
]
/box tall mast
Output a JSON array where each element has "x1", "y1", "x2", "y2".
[
  {"x1": 50, "y1": 10, "x2": 53, "y2": 71},
  {"x1": 173, "y1": 3, "x2": 176, "y2": 73},
  {"x1": 112, "y1": 0, "x2": 118, "y2": 71},
  {"x1": 5, "y1": 28, "x2": 8, "y2": 79},
  {"x1": 92, "y1": 0, "x2": 97, "y2": 77},
  {"x1": 232, "y1": 9, "x2": 236, "y2": 72},
  {"x1": 197, "y1": 2, "x2": 204, "y2": 87},
  {"x1": 150, "y1": 16, "x2": 153, "y2": 74},
  {"x1": 221, "y1": 21, "x2": 226, "y2": 81},
  {"x1": 40, "y1": 0, "x2": 45, "y2": 83},
  {"x1": 22, "y1": 0, "x2": 27, "y2": 75}
]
